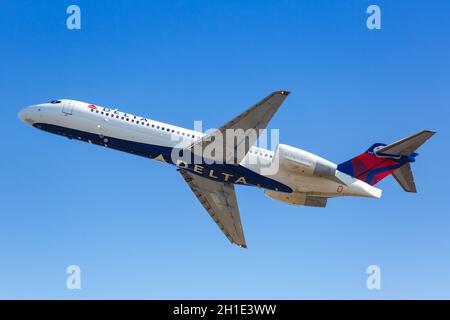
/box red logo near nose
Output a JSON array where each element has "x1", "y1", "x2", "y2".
[{"x1": 87, "y1": 104, "x2": 97, "y2": 109}]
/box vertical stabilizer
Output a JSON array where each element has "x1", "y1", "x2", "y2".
[{"x1": 337, "y1": 130, "x2": 435, "y2": 191}]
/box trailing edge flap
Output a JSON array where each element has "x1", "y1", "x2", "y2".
[
  {"x1": 188, "y1": 91, "x2": 290, "y2": 165},
  {"x1": 178, "y1": 169, "x2": 247, "y2": 248},
  {"x1": 377, "y1": 130, "x2": 436, "y2": 156},
  {"x1": 392, "y1": 163, "x2": 417, "y2": 193}
]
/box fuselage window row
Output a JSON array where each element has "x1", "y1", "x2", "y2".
[
  {"x1": 89, "y1": 107, "x2": 196, "y2": 139},
  {"x1": 89, "y1": 107, "x2": 274, "y2": 158}
]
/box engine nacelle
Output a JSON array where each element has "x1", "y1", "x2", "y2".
[{"x1": 275, "y1": 144, "x2": 337, "y2": 178}]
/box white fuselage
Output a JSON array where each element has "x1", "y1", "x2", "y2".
[{"x1": 18, "y1": 99, "x2": 382, "y2": 202}]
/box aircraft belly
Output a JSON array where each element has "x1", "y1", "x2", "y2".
[
  {"x1": 178, "y1": 163, "x2": 292, "y2": 192},
  {"x1": 33, "y1": 122, "x2": 292, "y2": 193}
]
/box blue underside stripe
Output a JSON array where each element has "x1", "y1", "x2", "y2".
[{"x1": 34, "y1": 123, "x2": 293, "y2": 193}]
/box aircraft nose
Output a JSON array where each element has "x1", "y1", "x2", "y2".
[
  {"x1": 18, "y1": 109, "x2": 26, "y2": 122},
  {"x1": 18, "y1": 106, "x2": 34, "y2": 125}
]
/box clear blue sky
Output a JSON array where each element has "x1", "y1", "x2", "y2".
[{"x1": 1, "y1": 0, "x2": 449, "y2": 299}]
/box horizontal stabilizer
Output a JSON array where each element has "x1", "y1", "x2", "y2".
[
  {"x1": 377, "y1": 130, "x2": 435, "y2": 156},
  {"x1": 392, "y1": 163, "x2": 417, "y2": 193}
]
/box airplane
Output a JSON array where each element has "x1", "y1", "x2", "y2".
[{"x1": 18, "y1": 91, "x2": 435, "y2": 248}]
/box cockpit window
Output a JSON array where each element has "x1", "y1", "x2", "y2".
[{"x1": 50, "y1": 100, "x2": 61, "y2": 104}]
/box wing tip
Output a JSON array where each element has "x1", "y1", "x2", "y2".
[
  {"x1": 234, "y1": 241, "x2": 248, "y2": 249},
  {"x1": 274, "y1": 90, "x2": 290, "y2": 96}
]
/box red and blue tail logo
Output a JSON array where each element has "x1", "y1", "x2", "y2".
[{"x1": 337, "y1": 143, "x2": 417, "y2": 186}]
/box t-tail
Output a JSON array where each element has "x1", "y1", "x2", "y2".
[{"x1": 337, "y1": 130, "x2": 436, "y2": 192}]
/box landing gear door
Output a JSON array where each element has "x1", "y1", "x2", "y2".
[{"x1": 62, "y1": 100, "x2": 74, "y2": 115}]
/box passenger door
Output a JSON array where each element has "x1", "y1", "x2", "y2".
[{"x1": 62, "y1": 100, "x2": 74, "y2": 115}]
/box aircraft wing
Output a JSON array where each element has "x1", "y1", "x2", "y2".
[
  {"x1": 189, "y1": 90, "x2": 290, "y2": 165},
  {"x1": 179, "y1": 169, "x2": 247, "y2": 248}
]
